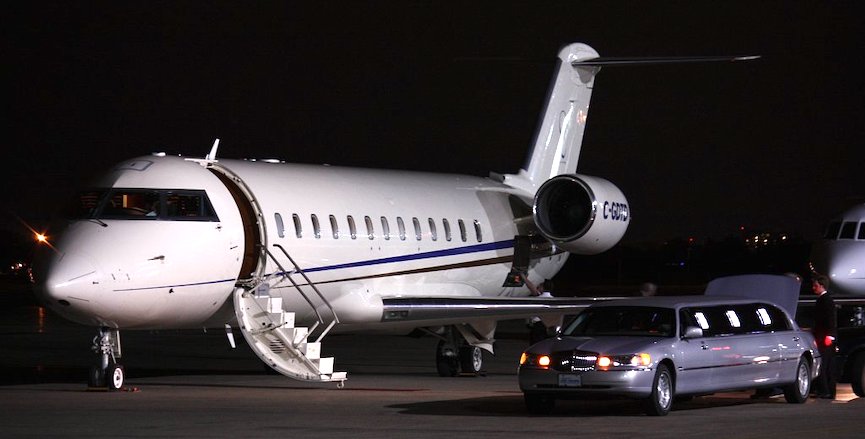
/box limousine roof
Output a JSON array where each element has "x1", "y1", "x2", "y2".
[{"x1": 590, "y1": 295, "x2": 790, "y2": 313}]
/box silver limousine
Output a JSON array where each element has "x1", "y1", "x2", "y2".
[{"x1": 518, "y1": 295, "x2": 820, "y2": 416}]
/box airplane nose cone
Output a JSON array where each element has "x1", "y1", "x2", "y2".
[{"x1": 33, "y1": 250, "x2": 106, "y2": 321}]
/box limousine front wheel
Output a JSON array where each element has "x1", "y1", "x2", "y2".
[
  {"x1": 783, "y1": 357, "x2": 811, "y2": 404},
  {"x1": 644, "y1": 364, "x2": 673, "y2": 416}
]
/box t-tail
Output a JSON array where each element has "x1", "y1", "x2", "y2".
[
  {"x1": 503, "y1": 43, "x2": 757, "y2": 255},
  {"x1": 504, "y1": 43, "x2": 600, "y2": 195}
]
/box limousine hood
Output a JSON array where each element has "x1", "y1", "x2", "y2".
[{"x1": 537, "y1": 336, "x2": 664, "y2": 354}]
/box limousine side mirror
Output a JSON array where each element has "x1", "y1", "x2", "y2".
[{"x1": 682, "y1": 326, "x2": 704, "y2": 339}]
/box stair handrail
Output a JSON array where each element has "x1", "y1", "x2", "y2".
[{"x1": 271, "y1": 244, "x2": 341, "y2": 325}]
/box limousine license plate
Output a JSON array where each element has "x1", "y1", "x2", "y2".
[{"x1": 558, "y1": 374, "x2": 582, "y2": 387}]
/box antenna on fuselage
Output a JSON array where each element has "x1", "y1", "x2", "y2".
[{"x1": 206, "y1": 138, "x2": 220, "y2": 161}]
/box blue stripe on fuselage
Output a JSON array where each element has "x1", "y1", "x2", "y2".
[
  {"x1": 296, "y1": 240, "x2": 514, "y2": 274},
  {"x1": 114, "y1": 239, "x2": 515, "y2": 292}
]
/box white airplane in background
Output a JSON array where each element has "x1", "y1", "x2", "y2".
[
  {"x1": 811, "y1": 203, "x2": 865, "y2": 295},
  {"x1": 32, "y1": 43, "x2": 754, "y2": 390}
]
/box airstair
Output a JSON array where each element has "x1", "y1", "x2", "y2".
[{"x1": 233, "y1": 244, "x2": 347, "y2": 386}]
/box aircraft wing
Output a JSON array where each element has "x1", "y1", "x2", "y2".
[{"x1": 380, "y1": 296, "x2": 609, "y2": 326}]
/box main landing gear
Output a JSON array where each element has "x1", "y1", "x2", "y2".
[
  {"x1": 88, "y1": 327, "x2": 125, "y2": 391},
  {"x1": 435, "y1": 326, "x2": 484, "y2": 377}
]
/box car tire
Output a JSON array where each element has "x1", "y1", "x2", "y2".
[
  {"x1": 851, "y1": 353, "x2": 865, "y2": 398},
  {"x1": 644, "y1": 364, "x2": 673, "y2": 416},
  {"x1": 524, "y1": 393, "x2": 555, "y2": 415},
  {"x1": 783, "y1": 357, "x2": 811, "y2": 403}
]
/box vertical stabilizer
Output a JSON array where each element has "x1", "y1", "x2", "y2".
[{"x1": 503, "y1": 43, "x2": 600, "y2": 195}]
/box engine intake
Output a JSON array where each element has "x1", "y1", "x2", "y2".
[{"x1": 533, "y1": 174, "x2": 629, "y2": 255}]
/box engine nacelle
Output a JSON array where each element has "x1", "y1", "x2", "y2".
[{"x1": 533, "y1": 174, "x2": 630, "y2": 255}]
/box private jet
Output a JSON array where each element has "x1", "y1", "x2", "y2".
[{"x1": 32, "y1": 42, "x2": 754, "y2": 390}]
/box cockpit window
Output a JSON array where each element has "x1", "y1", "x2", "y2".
[
  {"x1": 66, "y1": 190, "x2": 106, "y2": 219},
  {"x1": 101, "y1": 190, "x2": 162, "y2": 218},
  {"x1": 70, "y1": 189, "x2": 219, "y2": 222},
  {"x1": 840, "y1": 221, "x2": 858, "y2": 240}
]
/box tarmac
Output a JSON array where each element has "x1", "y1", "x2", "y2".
[{"x1": 1, "y1": 280, "x2": 863, "y2": 438}]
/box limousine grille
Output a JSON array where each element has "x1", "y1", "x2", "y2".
[{"x1": 551, "y1": 349, "x2": 598, "y2": 372}]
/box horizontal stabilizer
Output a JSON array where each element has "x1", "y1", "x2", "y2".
[{"x1": 573, "y1": 55, "x2": 760, "y2": 66}]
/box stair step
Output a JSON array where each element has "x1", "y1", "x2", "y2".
[
  {"x1": 303, "y1": 342, "x2": 321, "y2": 360},
  {"x1": 317, "y1": 357, "x2": 334, "y2": 375},
  {"x1": 328, "y1": 372, "x2": 348, "y2": 381}
]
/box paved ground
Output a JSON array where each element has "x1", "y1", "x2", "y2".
[{"x1": 1, "y1": 281, "x2": 863, "y2": 438}]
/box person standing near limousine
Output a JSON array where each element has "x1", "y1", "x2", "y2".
[{"x1": 812, "y1": 274, "x2": 837, "y2": 399}]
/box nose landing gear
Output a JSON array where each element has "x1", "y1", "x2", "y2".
[{"x1": 88, "y1": 327, "x2": 124, "y2": 391}]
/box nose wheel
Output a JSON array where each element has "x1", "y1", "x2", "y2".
[{"x1": 88, "y1": 327, "x2": 124, "y2": 391}]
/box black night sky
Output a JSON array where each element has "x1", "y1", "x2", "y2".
[{"x1": 4, "y1": 2, "x2": 865, "y2": 250}]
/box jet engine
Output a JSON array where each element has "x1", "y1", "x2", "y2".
[{"x1": 533, "y1": 174, "x2": 630, "y2": 255}]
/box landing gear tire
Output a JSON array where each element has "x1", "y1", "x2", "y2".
[
  {"x1": 107, "y1": 363, "x2": 125, "y2": 391},
  {"x1": 783, "y1": 357, "x2": 811, "y2": 403},
  {"x1": 644, "y1": 364, "x2": 673, "y2": 416},
  {"x1": 459, "y1": 345, "x2": 483, "y2": 375},
  {"x1": 436, "y1": 340, "x2": 460, "y2": 377},
  {"x1": 88, "y1": 366, "x2": 105, "y2": 388},
  {"x1": 850, "y1": 353, "x2": 865, "y2": 398},
  {"x1": 524, "y1": 393, "x2": 555, "y2": 415}
]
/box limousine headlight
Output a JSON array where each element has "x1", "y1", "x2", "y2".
[
  {"x1": 597, "y1": 353, "x2": 651, "y2": 370},
  {"x1": 520, "y1": 352, "x2": 552, "y2": 369}
]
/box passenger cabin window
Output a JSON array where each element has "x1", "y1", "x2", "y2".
[
  {"x1": 77, "y1": 189, "x2": 218, "y2": 221},
  {"x1": 311, "y1": 214, "x2": 321, "y2": 239},
  {"x1": 840, "y1": 221, "x2": 858, "y2": 240},
  {"x1": 397, "y1": 217, "x2": 406, "y2": 241},
  {"x1": 682, "y1": 304, "x2": 790, "y2": 337},
  {"x1": 428, "y1": 218, "x2": 437, "y2": 241},
  {"x1": 443, "y1": 218, "x2": 452, "y2": 242},
  {"x1": 381, "y1": 217, "x2": 390, "y2": 240},
  {"x1": 329, "y1": 215, "x2": 339, "y2": 239},
  {"x1": 293, "y1": 214, "x2": 303, "y2": 238},
  {"x1": 859, "y1": 222, "x2": 865, "y2": 240},
  {"x1": 473, "y1": 220, "x2": 483, "y2": 242},
  {"x1": 458, "y1": 219, "x2": 467, "y2": 242},
  {"x1": 412, "y1": 217, "x2": 422, "y2": 241},
  {"x1": 275, "y1": 213, "x2": 285, "y2": 238},
  {"x1": 347, "y1": 216, "x2": 357, "y2": 240},
  {"x1": 364, "y1": 216, "x2": 374, "y2": 240}
]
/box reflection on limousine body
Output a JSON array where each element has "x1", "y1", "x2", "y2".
[{"x1": 519, "y1": 295, "x2": 820, "y2": 416}]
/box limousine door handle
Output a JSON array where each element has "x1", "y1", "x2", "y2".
[
  {"x1": 701, "y1": 342, "x2": 709, "y2": 350},
  {"x1": 792, "y1": 336, "x2": 801, "y2": 342}
]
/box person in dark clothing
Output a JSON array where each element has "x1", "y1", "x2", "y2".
[{"x1": 812, "y1": 274, "x2": 837, "y2": 399}]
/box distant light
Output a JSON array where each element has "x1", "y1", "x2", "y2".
[{"x1": 35, "y1": 233, "x2": 48, "y2": 243}]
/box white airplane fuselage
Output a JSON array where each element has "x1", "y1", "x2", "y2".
[{"x1": 37, "y1": 156, "x2": 572, "y2": 330}]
